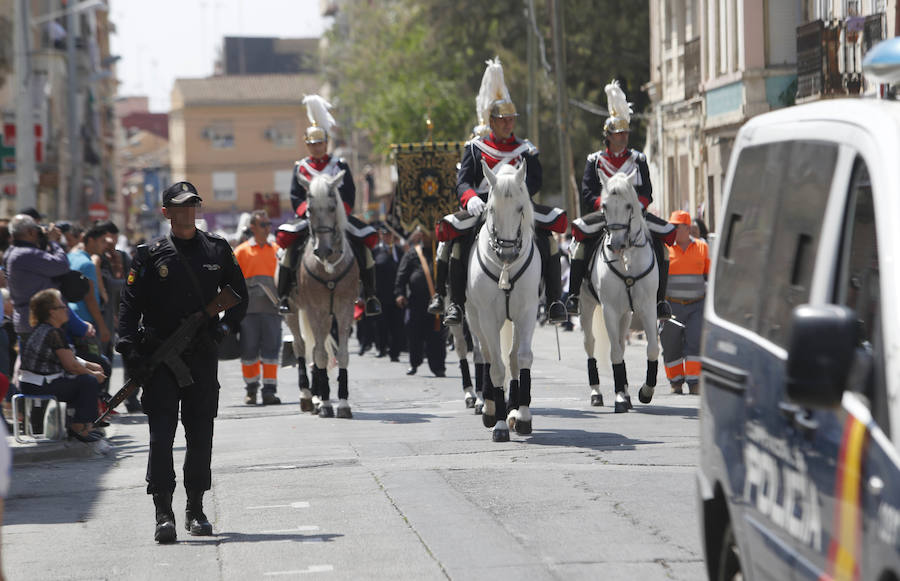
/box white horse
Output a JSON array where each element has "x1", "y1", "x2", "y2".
[
  {"x1": 579, "y1": 170, "x2": 659, "y2": 413},
  {"x1": 295, "y1": 170, "x2": 359, "y2": 419},
  {"x1": 465, "y1": 160, "x2": 541, "y2": 442}
]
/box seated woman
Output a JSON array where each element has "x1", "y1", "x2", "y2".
[{"x1": 18, "y1": 288, "x2": 107, "y2": 442}]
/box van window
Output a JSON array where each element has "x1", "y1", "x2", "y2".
[
  {"x1": 836, "y1": 159, "x2": 888, "y2": 433},
  {"x1": 714, "y1": 141, "x2": 838, "y2": 338}
]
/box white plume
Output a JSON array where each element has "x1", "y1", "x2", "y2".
[
  {"x1": 302, "y1": 94, "x2": 336, "y2": 133},
  {"x1": 474, "y1": 56, "x2": 511, "y2": 136},
  {"x1": 605, "y1": 80, "x2": 632, "y2": 123}
]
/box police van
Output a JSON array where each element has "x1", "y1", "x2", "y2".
[{"x1": 698, "y1": 41, "x2": 900, "y2": 581}]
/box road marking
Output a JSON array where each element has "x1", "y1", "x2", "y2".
[
  {"x1": 247, "y1": 501, "x2": 310, "y2": 510},
  {"x1": 264, "y1": 564, "x2": 334, "y2": 576},
  {"x1": 261, "y1": 525, "x2": 320, "y2": 534}
]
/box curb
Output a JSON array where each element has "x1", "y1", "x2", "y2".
[{"x1": 11, "y1": 437, "x2": 114, "y2": 466}]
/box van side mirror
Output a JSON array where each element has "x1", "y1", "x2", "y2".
[{"x1": 786, "y1": 305, "x2": 857, "y2": 408}]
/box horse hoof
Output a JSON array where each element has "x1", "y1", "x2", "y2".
[
  {"x1": 465, "y1": 395, "x2": 475, "y2": 409},
  {"x1": 482, "y1": 413, "x2": 495, "y2": 428},
  {"x1": 474, "y1": 403, "x2": 483, "y2": 415},
  {"x1": 514, "y1": 420, "x2": 532, "y2": 435},
  {"x1": 590, "y1": 393, "x2": 604, "y2": 407},
  {"x1": 299, "y1": 398, "x2": 314, "y2": 412},
  {"x1": 625, "y1": 395, "x2": 633, "y2": 410},
  {"x1": 638, "y1": 385, "x2": 655, "y2": 404},
  {"x1": 318, "y1": 405, "x2": 334, "y2": 418},
  {"x1": 492, "y1": 428, "x2": 510, "y2": 442},
  {"x1": 336, "y1": 407, "x2": 352, "y2": 419},
  {"x1": 614, "y1": 401, "x2": 629, "y2": 414}
]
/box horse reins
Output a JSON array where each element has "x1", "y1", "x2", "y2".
[
  {"x1": 475, "y1": 238, "x2": 536, "y2": 321},
  {"x1": 599, "y1": 240, "x2": 656, "y2": 313}
]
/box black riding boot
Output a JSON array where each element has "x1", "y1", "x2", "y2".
[
  {"x1": 653, "y1": 237, "x2": 672, "y2": 319},
  {"x1": 351, "y1": 241, "x2": 381, "y2": 317},
  {"x1": 444, "y1": 255, "x2": 467, "y2": 326},
  {"x1": 543, "y1": 252, "x2": 567, "y2": 324},
  {"x1": 427, "y1": 258, "x2": 448, "y2": 315},
  {"x1": 565, "y1": 238, "x2": 596, "y2": 315},
  {"x1": 153, "y1": 492, "x2": 176, "y2": 543},
  {"x1": 185, "y1": 490, "x2": 213, "y2": 536},
  {"x1": 277, "y1": 265, "x2": 293, "y2": 313}
]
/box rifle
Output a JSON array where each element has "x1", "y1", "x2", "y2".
[{"x1": 95, "y1": 285, "x2": 242, "y2": 424}]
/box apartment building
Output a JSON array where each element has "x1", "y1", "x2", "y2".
[{"x1": 168, "y1": 74, "x2": 320, "y2": 233}]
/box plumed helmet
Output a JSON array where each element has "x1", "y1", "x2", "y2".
[
  {"x1": 303, "y1": 94, "x2": 336, "y2": 144},
  {"x1": 603, "y1": 80, "x2": 633, "y2": 136},
  {"x1": 473, "y1": 57, "x2": 517, "y2": 137}
]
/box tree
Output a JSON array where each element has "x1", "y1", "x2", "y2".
[{"x1": 324, "y1": 0, "x2": 650, "y2": 200}]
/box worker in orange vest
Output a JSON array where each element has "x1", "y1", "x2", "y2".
[
  {"x1": 660, "y1": 210, "x2": 710, "y2": 395},
  {"x1": 233, "y1": 210, "x2": 282, "y2": 406}
]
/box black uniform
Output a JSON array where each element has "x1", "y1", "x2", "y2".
[
  {"x1": 394, "y1": 247, "x2": 446, "y2": 376},
  {"x1": 373, "y1": 241, "x2": 404, "y2": 360},
  {"x1": 118, "y1": 230, "x2": 247, "y2": 495}
]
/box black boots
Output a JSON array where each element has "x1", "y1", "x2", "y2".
[
  {"x1": 185, "y1": 490, "x2": 213, "y2": 536},
  {"x1": 244, "y1": 382, "x2": 258, "y2": 405},
  {"x1": 543, "y1": 252, "x2": 567, "y2": 325},
  {"x1": 427, "y1": 258, "x2": 448, "y2": 315},
  {"x1": 277, "y1": 264, "x2": 294, "y2": 314},
  {"x1": 444, "y1": 256, "x2": 467, "y2": 326},
  {"x1": 652, "y1": 237, "x2": 672, "y2": 319},
  {"x1": 566, "y1": 256, "x2": 587, "y2": 315},
  {"x1": 153, "y1": 492, "x2": 177, "y2": 544}
]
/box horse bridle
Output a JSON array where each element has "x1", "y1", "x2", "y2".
[
  {"x1": 487, "y1": 213, "x2": 524, "y2": 259},
  {"x1": 604, "y1": 205, "x2": 649, "y2": 251}
]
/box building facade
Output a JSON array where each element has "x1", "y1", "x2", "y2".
[
  {"x1": 646, "y1": 0, "x2": 897, "y2": 231},
  {"x1": 168, "y1": 74, "x2": 320, "y2": 234}
]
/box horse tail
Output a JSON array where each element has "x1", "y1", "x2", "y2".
[{"x1": 593, "y1": 305, "x2": 611, "y2": 360}]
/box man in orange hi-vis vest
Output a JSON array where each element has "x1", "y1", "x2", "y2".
[
  {"x1": 660, "y1": 210, "x2": 710, "y2": 395},
  {"x1": 233, "y1": 210, "x2": 282, "y2": 406}
]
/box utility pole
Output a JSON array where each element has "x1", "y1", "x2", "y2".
[
  {"x1": 14, "y1": 0, "x2": 37, "y2": 211},
  {"x1": 67, "y1": 4, "x2": 83, "y2": 221},
  {"x1": 526, "y1": 0, "x2": 539, "y2": 147},
  {"x1": 550, "y1": 0, "x2": 579, "y2": 218}
]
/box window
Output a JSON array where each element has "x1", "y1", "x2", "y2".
[
  {"x1": 835, "y1": 159, "x2": 887, "y2": 432},
  {"x1": 274, "y1": 170, "x2": 292, "y2": 195},
  {"x1": 265, "y1": 121, "x2": 296, "y2": 148},
  {"x1": 212, "y1": 171, "x2": 237, "y2": 201},
  {"x1": 714, "y1": 141, "x2": 838, "y2": 341},
  {"x1": 204, "y1": 123, "x2": 234, "y2": 149}
]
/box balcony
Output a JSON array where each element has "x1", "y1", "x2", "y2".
[
  {"x1": 796, "y1": 14, "x2": 885, "y2": 101},
  {"x1": 684, "y1": 38, "x2": 701, "y2": 100}
]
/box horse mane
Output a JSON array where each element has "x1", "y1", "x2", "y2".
[
  {"x1": 486, "y1": 164, "x2": 535, "y2": 230},
  {"x1": 603, "y1": 172, "x2": 649, "y2": 239}
]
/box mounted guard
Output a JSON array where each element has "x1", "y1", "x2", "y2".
[
  {"x1": 275, "y1": 94, "x2": 381, "y2": 318},
  {"x1": 428, "y1": 57, "x2": 568, "y2": 326},
  {"x1": 567, "y1": 80, "x2": 676, "y2": 319}
]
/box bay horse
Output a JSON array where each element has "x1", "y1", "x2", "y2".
[
  {"x1": 295, "y1": 170, "x2": 359, "y2": 418},
  {"x1": 579, "y1": 170, "x2": 659, "y2": 413},
  {"x1": 465, "y1": 160, "x2": 541, "y2": 442}
]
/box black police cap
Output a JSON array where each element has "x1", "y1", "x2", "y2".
[{"x1": 162, "y1": 181, "x2": 203, "y2": 207}]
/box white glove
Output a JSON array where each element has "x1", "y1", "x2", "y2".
[{"x1": 466, "y1": 196, "x2": 486, "y2": 216}]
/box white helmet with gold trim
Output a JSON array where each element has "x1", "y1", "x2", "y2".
[
  {"x1": 303, "y1": 94, "x2": 336, "y2": 144},
  {"x1": 473, "y1": 57, "x2": 517, "y2": 137},
  {"x1": 603, "y1": 80, "x2": 633, "y2": 136}
]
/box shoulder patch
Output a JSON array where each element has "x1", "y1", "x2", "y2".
[
  {"x1": 587, "y1": 151, "x2": 601, "y2": 163},
  {"x1": 635, "y1": 151, "x2": 647, "y2": 163},
  {"x1": 520, "y1": 139, "x2": 539, "y2": 155},
  {"x1": 126, "y1": 268, "x2": 137, "y2": 286}
]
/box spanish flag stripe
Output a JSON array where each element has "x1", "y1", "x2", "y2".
[{"x1": 825, "y1": 415, "x2": 868, "y2": 581}]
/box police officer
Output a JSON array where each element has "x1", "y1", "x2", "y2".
[
  {"x1": 430, "y1": 58, "x2": 568, "y2": 327},
  {"x1": 567, "y1": 80, "x2": 676, "y2": 319},
  {"x1": 117, "y1": 181, "x2": 248, "y2": 543},
  {"x1": 275, "y1": 94, "x2": 381, "y2": 318}
]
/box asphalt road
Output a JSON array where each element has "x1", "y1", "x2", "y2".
[{"x1": 4, "y1": 321, "x2": 705, "y2": 581}]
